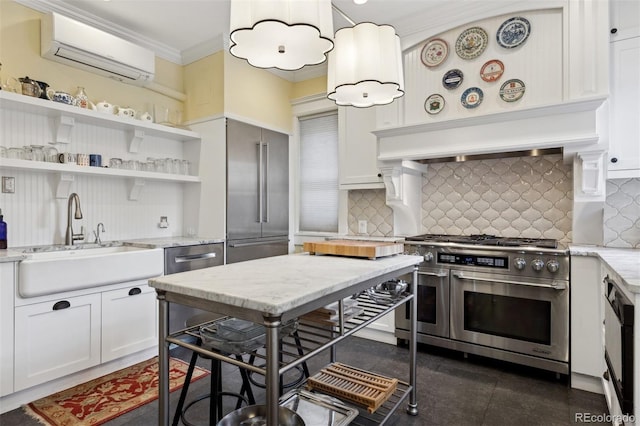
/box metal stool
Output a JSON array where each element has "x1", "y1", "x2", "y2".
[{"x1": 172, "y1": 314, "x2": 256, "y2": 426}]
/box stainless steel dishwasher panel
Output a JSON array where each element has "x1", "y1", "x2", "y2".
[{"x1": 164, "y1": 243, "x2": 224, "y2": 332}]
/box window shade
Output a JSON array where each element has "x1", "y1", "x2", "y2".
[{"x1": 299, "y1": 112, "x2": 339, "y2": 233}]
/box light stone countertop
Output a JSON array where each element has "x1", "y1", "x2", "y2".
[
  {"x1": 0, "y1": 250, "x2": 26, "y2": 263},
  {"x1": 570, "y1": 245, "x2": 640, "y2": 292},
  {"x1": 149, "y1": 253, "x2": 422, "y2": 319},
  {"x1": 123, "y1": 236, "x2": 225, "y2": 249}
]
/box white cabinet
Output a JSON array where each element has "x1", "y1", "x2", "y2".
[
  {"x1": 570, "y1": 255, "x2": 605, "y2": 393},
  {"x1": 0, "y1": 262, "x2": 16, "y2": 397},
  {"x1": 14, "y1": 293, "x2": 102, "y2": 391},
  {"x1": 610, "y1": 0, "x2": 640, "y2": 41},
  {"x1": 608, "y1": 36, "x2": 640, "y2": 178},
  {"x1": 101, "y1": 282, "x2": 157, "y2": 362},
  {"x1": 339, "y1": 106, "x2": 383, "y2": 189},
  {"x1": 354, "y1": 312, "x2": 396, "y2": 345}
]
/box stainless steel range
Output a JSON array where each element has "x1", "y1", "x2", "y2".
[{"x1": 395, "y1": 234, "x2": 570, "y2": 374}]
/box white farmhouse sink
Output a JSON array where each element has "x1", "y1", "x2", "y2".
[{"x1": 19, "y1": 246, "x2": 164, "y2": 298}]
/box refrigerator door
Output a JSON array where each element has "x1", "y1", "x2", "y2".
[
  {"x1": 226, "y1": 237, "x2": 289, "y2": 264},
  {"x1": 261, "y1": 128, "x2": 289, "y2": 238},
  {"x1": 226, "y1": 119, "x2": 263, "y2": 240}
]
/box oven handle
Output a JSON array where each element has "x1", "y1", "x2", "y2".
[
  {"x1": 452, "y1": 272, "x2": 567, "y2": 290},
  {"x1": 418, "y1": 271, "x2": 448, "y2": 278}
]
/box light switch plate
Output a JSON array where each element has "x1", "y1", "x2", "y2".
[
  {"x1": 358, "y1": 220, "x2": 367, "y2": 234},
  {"x1": 2, "y1": 177, "x2": 15, "y2": 193}
]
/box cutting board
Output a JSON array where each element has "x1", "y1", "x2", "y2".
[{"x1": 303, "y1": 240, "x2": 404, "y2": 259}]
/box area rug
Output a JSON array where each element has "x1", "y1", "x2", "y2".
[{"x1": 23, "y1": 357, "x2": 209, "y2": 426}]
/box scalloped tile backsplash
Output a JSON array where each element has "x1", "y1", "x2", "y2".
[{"x1": 604, "y1": 178, "x2": 640, "y2": 248}]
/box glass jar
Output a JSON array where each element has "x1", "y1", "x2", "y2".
[
  {"x1": 109, "y1": 158, "x2": 123, "y2": 169},
  {"x1": 181, "y1": 160, "x2": 190, "y2": 175},
  {"x1": 30, "y1": 145, "x2": 45, "y2": 162},
  {"x1": 0, "y1": 147, "x2": 6, "y2": 158},
  {"x1": 44, "y1": 146, "x2": 59, "y2": 162},
  {"x1": 7, "y1": 147, "x2": 23, "y2": 159},
  {"x1": 22, "y1": 146, "x2": 34, "y2": 161}
]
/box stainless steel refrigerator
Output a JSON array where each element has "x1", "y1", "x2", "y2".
[{"x1": 226, "y1": 118, "x2": 289, "y2": 264}]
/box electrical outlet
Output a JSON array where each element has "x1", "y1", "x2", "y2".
[
  {"x1": 358, "y1": 220, "x2": 367, "y2": 234},
  {"x1": 2, "y1": 177, "x2": 15, "y2": 193},
  {"x1": 159, "y1": 216, "x2": 169, "y2": 228}
]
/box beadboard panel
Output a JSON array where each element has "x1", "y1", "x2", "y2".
[
  {"x1": 0, "y1": 107, "x2": 192, "y2": 248},
  {"x1": 604, "y1": 178, "x2": 640, "y2": 248},
  {"x1": 403, "y1": 8, "x2": 563, "y2": 125}
]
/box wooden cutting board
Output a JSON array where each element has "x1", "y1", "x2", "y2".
[{"x1": 303, "y1": 240, "x2": 404, "y2": 259}]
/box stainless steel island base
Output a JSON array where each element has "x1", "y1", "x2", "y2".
[{"x1": 150, "y1": 253, "x2": 421, "y2": 425}]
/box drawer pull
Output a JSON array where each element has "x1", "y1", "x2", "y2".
[
  {"x1": 128, "y1": 287, "x2": 142, "y2": 296},
  {"x1": 53, "y1": 300, "x2": 71, "y2": 310}
]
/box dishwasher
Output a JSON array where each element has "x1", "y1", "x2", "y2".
[{"x1": 164, "y1": 243, "x2": 224, "y2": 333}]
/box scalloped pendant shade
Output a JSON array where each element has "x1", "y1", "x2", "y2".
[
  {"x1": 327, "y1": 22, "x2": 405, "y2": 108},
  {"x1": 229, "y1": 0, "x2": 334, "y2": 71}
]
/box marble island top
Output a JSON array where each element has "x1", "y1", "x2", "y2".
[
  {"x1": 571, "y1": 245, "x2": 640, "y2": 292},
  {"x1": 149, "y1": 253, "x2": 422, "y2": 319}
]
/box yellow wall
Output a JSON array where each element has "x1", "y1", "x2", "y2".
[
  {"x1": 183, "y1": 51, "x2": 224, "y2": 121},
  {"x1": 291, "y1": 76, "x2": 327, "y2": 100},
  {"x1": 0, "y1": 1, "x2": 183, "y2": 117}
]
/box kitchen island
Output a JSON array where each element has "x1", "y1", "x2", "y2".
[{"x1": 149, "y1": 252, "x2": 422, "y2": 425}]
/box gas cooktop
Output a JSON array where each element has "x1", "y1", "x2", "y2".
[{"x1": 405, "y1": 233, "x2": 558, "y2": 249}]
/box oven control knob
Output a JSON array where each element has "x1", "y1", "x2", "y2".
[
  {"x1": 531, "y1": 259, "x2": 545, "y2": 272},
  {"x1": 514, "y1": 257, "x2": 526, "y2": 270},
  {"x1": 423, "y1": 252, "x2": 434, "y2": 262},
  {"x1": 547, "y1": 260, "x2": 560, "y2": 273}
]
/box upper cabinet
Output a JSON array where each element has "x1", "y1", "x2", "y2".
[
  {"x1": 607, "y1": 0, "x2": 640, "y2": 179},
  {"x1": 339, "y1": 106, "x2": 383, "y2": 189},
  {"x1": 0, "y1": 91, "x2": 201, "y2": 199}
]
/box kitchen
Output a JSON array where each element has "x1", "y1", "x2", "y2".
[{"x1": 1, "y1": 0, "x2": 639, "y2": 425}]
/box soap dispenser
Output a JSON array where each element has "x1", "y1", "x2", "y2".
[{"x1": 0, "y1": 209, "x2": 6, "y2": 249}]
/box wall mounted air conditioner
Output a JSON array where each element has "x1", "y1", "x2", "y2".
[{"x1": 41, "y1": 12, "x2": 155, "y2": 85}]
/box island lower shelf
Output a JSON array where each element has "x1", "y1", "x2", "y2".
[{"x1": 165, "y1": 292, "x2": 414, "y2": 424}]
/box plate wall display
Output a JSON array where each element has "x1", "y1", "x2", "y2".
[
  {"x1": 421, "y1": 38, "x2": 449, "y2": 67},
  {"x1": 480, "y1": 59, "x2": 505, "y2": 82},
  {"x1": 455, "y1": 27, "x2": 489, "y2": 60},
  {"x1": 442, "y1": 69, "x2": 463, "y2": 90},
  {"x1": 424, "y1": 94, "x2": 445, "y2": 115},
  {"x1": 499, "y1": 79, "x2": 526, "y2": 102},
  {"x1": 461, "y1": 87, "x2": 483, "y2": 108},
  {"x1": 497, "y1": 17, "x2": 531, "y2": 49}
]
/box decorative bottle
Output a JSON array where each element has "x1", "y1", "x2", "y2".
[
  {"x1": 0, "y1": 209, "x2": 7, "y2": 249},
  {"x1": 75, "y1": 86, "x2": 90, "y2": 109}
]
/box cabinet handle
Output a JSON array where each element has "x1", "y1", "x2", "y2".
[
  {"x1": 603, "y1": 370, "x2": 610, "y2": 381},
  {"x1": 611, "y1": 28, "x2": 618, "y2": 34},
  {"x1": 53, "y1": 300, "x2": 71, "y2": 310},
  {"x1": 610, "y1": 157, "x2": 618, "y2": 163},
  {"x1": 128, "y1": 287, "x2": 142, "y2": 296}
]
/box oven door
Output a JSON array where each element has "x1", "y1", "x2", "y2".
[
  {"x1": 395, "y1": 268, "x2": 449, "y2": 338},
  {"x1": 450, "y1": 270, "x2": 569, "y2": 362}
]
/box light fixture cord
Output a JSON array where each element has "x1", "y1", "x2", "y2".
[{"x1": 331, "y1": 3, "x2": 356, "y2": 26}]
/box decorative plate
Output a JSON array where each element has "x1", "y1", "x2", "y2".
[
  {"x1": 455, "y1": 27, "x2": 488, "y2": 60},
  {"x1": 424, "y1": 94, "x2": 445, "y2": 115},
  {"x1": 461, "y1": 87, "x2": 484, "y2": 108},
  {"x1": 421, "y1": 38, "x2": 449, "y2": 68},
  {"x1": 442, "y1": 69, "x2": 463, "y2": 90},
  {"x1": 499, "y1": 79, "x2": 526, "y2": 102},
  {"x1": 497, "y1": 17, "x2": 531, "y2": 49},
  {"x1": 480, "y1": 59, "x2": 505, "y2": 82}
]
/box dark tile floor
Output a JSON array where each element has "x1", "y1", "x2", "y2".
[{"x1": 1, "y1": 338, "x2": 609, "y2": 425}]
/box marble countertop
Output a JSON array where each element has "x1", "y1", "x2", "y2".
[
  {"x1": 571, "y1": 245, "x2": 640, "y2": 292},
  {"x1": 0, "y1": 250, "x2": 26, "y2": 263},
  {"x1": 149, "y1": 253, "x2": 421, "y2": 319},
  {"x1": 123, "y1": 236, "x2": 225, "y2": 249}
]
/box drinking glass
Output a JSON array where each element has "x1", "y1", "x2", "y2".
[{"x1": 30, "y1": 145, "x2": 46, "y2": 162}]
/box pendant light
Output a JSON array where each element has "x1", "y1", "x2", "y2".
[
  {"x1": 229, "y1": 0, "x2": 334, "y2": 71},
  {"x1": 327, "y1": 21, "x2": 405, "y2": 108}
]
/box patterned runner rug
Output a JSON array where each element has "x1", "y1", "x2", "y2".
[{"x1": 23, "y1": 357, "x2": 209, "y2": 426}]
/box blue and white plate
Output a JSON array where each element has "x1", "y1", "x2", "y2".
[
  {"x1": 497, "y1": 17, "x2": 531, "y2": 49},
  {"x1": 455, "y1": 27, "x2": 488, "y2": 59},
  {"x1": 461, "y1": 87, "x2": 483, "y2": 108}
]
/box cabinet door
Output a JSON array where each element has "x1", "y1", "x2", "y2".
[
  {"x1": 0, "y1": 263, "x2": 15, "y2": 397},
  {"x1": 14, "y1": 293, "x2": 101, "y2": 391},
  {"x1": 339, "y1": 107, "x2": 383, "y2": 188},
  {"x1": 609, "y1": 37, "x2": 640, "y2": 177},
  {"x1": 610, "y1": 0, "x2": 640, "y2": 41},
  {"x1": 101, "y1": 283, "x2": 157, "y2": 362}
]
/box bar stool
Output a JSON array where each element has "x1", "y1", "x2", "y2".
[{"x1": 172, "y1": 314, "x2": 256, "y2": 426}]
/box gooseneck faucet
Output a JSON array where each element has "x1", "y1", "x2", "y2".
[
  {"x1": 93, "y1": 222, "x2": 105, "y2": 244},
  {"x1": 65, "y1": 193, "x2": 84, "y2": 245}
]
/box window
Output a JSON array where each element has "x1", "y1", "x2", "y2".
[{"x1": 299, "y1": 112, "x2": 339, "y2": 233}]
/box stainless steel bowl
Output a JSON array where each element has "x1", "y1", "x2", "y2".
[
  {"x1": 216, "y1": 405, "x2": 305, "y2": 426},
  {"x1": 365, "y1": 279, "x2": 408, "y2": 304}
]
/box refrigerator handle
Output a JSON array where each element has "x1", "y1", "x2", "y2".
[
  {"x1": 257, "y1": 142, "x2": 263, "y2": 223},
  {"x1": 264, "y1": 142, "x2": 269, "y2": 223}
]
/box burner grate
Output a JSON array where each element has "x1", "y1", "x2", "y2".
[{"x1": 406, "y1": 234, "x2": 558, "y2": 249}]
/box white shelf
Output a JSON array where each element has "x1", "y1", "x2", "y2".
[{"x1": 0, "y1": 90, "x2": 200, "y2": 143}]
